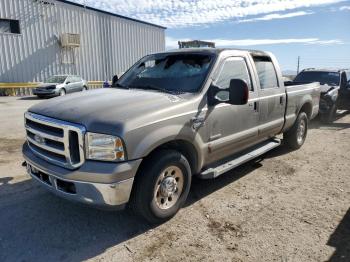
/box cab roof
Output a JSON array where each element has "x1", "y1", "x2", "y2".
[{"x1": 155, "y1": 48, "x2": 271, "y2": 57}]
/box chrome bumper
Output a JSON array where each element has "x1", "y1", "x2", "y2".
[
  {"x1": 23, "y1": 143, "x2": 141, "y2": 209},
  {"x1": 26, "y1": 162, "x2": 134, "y2": 209}
]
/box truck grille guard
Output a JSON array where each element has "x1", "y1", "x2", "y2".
[{"x1": 24, "y1": 112, "x2": 86, "y2": 170}]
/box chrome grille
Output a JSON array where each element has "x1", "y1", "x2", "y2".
[{"x1": 25, "y1": 112, "x2": 86, "y2": 169}]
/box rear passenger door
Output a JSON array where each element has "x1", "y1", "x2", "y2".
[
  {"x1": 65, "y1": 76, "x2": 76, "y2": 93},
  {"x1": 252, "y1": 56, "x2": 285, "y2": 138},
  {"x1": 72, "y1": 76, "x2": 82, "y2": 92},
  {"x1": 206, "y1": 56, "x2": 260, "y2": 164}
]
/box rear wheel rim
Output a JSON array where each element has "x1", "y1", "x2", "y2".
[
  {"x1": 154, "y1": 166, "x2": 184, "y2": 210},
  {"x1": 297, "y1": 119, "x2": 306, "y2": 144}
]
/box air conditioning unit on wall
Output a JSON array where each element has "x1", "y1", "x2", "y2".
[{"x1": 60, "y1": 33, "x2": 80, "y2": 48}]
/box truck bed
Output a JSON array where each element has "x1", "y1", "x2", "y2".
[{"x1": 283, "y1": 82, "x2": 321, "y2": 132}]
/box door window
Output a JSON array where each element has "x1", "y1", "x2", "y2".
[
  {"x1": 216, "y1": 57, "x2": 252, "y2": 91},
  {"x1": 66, "y1": 77, "x2": 74, "y2": 84},
  {"x1": 253, "y1": 57, "x2": 279, "y2": 89},
  {"x1": 340, "y1": 72, "x2": 347, "y2": 89},
  {"x1": 73, "y1": 76, "x2": 81, "y2": 83}
]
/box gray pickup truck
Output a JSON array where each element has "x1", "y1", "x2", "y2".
[{"x1": 23, "y1": 49, "x2": 320, "y2": 223}]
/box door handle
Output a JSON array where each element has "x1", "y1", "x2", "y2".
[
  {"x1": 249, "y1": 101, "x2": 258, "y2": 112},
  {"x1": 280, "y1": 96, "x2": 284, "y2": 105}
]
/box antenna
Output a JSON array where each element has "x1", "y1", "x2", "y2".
[{"x1": 297, "y1": 56, "x2": 300, "y2": 74}]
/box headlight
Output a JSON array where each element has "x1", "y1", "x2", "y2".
[
  {"x1": 86, "y1": 132, "x2": 125, "y2": 161},
  {"x1": 331, "y1": 93, "x2": 338, "y2": 102}
]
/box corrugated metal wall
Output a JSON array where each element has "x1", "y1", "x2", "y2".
[{"x1": 0, "y1": 0, "x2": 165, "y2": 82}]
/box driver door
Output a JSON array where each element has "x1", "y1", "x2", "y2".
[
  {"x1": 338, "y1": 72, "x2": 350, "y2": 110},
  {"x1": 206, "y1": 56, "x2": 260, "y2": 164}
]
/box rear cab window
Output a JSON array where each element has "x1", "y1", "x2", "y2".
[{"x1": 253, "y1": 56, "x2": 279, "y2": 89}]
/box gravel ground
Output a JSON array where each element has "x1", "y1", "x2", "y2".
[{"x1": 0, "y1": 96, "x2": 349, "y2": 262}]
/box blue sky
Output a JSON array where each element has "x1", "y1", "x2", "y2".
[{"x1": 72, "y1": 0, "x2": 350, "y2": 72}]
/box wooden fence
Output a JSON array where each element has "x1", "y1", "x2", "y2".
[{"x1": 0, "y1": 81, "x2": 106, "y2": 96}]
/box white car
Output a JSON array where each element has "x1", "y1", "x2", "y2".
[{"x1": 33, "y1": 75, "x2": 88, "y2": 98}]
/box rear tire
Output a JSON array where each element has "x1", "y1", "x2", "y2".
[
  {"x1": 283, "y1": 112, "x2": 308, "y2": 150},
  {"x1": 130, "y1": 150, "x2": 192, "y2": 224}
]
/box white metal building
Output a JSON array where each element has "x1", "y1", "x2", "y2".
[{"x1": 0, "y1": 0, "x2": 166, "y2": 82}]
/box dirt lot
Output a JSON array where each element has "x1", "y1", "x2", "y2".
[{"x1": 0, "y1": 96, "x2": 349, "y2": 262}]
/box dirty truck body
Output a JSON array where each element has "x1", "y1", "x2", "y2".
[{"x1": 22, "y1": 49, "x2": 320, "y2": 223}]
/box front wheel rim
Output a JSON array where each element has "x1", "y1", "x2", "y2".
[
  {"x1": 297, "y1": 119, "x2": 306, "y2": 144},
  {"x1": 154, "y1": 166, "x2": 184, "y2": 210},
  {"x1": 60, "y1": 90, "x2": 65, "y2": 96}
]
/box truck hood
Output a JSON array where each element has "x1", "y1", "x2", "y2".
[{"x1": 28, "y1": 88, "x2": 187, "y2": 135}]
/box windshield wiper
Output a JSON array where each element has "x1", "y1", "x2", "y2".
[
  {"x1": 129, "y1": 84, "x2": 179, "y2": 95},
  {"x1": 113, "y1": 83, "x2": 129, "y2": 89}
]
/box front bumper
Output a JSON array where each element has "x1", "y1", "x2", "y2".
[
  {"x1": 32, "y1": 89, "x2": 58, "y2": 96},
  {"x1": 23, "y1": 142, "x2": 142, "y2": 209}
]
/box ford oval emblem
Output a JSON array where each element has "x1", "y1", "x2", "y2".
[{"x1": 34, "y1": 134, "x2": 45, "y2": 145}]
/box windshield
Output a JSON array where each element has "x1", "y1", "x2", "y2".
[
  {"x1": 117, "y1": 53, "x2": 214, "y2": 93},
  {"x1": 294, "y1": 71, "x2": 340, "y2": 86},
  {"x1": 45, "y1": 76, "x2": 67, "y2": 84}
]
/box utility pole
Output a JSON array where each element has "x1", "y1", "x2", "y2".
[{"x1": 297, "y1": 56, "x2": 300, "y2": 74}]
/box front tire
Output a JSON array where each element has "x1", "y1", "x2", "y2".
[
  {"x1": 59, "y1": 89, "x2": 66, "y2": 96},
  {"x1": 130, "y1": 150, "x2": 192, "y2": 224},
  {"x1": 283, "y1": 112, "x2": 308, "y2": 150}
]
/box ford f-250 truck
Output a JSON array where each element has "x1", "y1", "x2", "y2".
[{"x1": 22, "y1": 49, "x2": 320, "y2": 223}]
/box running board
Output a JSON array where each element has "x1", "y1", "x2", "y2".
[{"x1": 199, "y1": 139, "x2": 281, "y2": 179}]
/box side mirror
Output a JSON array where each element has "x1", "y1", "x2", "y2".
[
  {"x1": 208, "y1": 79, "x2": 249, "y2": 106},
  {"x1": 112, "y1": 75, "x2": 119, "y2": 86},
  {"x1": 66, "y1": 81, "x2": 70, "y2": 85}
]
